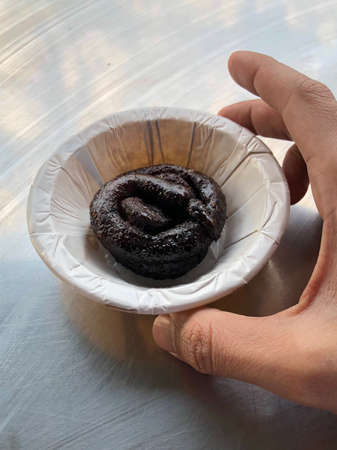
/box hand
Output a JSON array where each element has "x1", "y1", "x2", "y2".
[{"x1": 152, "y1": 51, "x2": 337, "y2": 414}]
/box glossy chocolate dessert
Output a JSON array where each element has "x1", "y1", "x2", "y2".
[{"x1": 90, "y1": 164, "x2": 226, "y2": 279}]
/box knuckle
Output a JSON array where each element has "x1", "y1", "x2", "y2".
[
  {"x1": 295, "y1": 77, "x2": 334, "y2": 104},
  {"x1": 181, "y1": 321, "x2": 213, "y2": 374}
]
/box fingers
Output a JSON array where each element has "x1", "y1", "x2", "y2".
[
  {"x1": 283, "y1": 144, "x2": 309, "y2": 204},
  {"x1": 228, "y1": 51, "x2": 337, "y2": 219},
  {"x1": 153, "y1": 309, "x2": 264, "y2": 376},
  {"x1": 218, "y1": 99, "x2": 289, "y2": 139},
  {"x1": 218, "y1": 100, "x2": 309, "y2": 204},
  {"x1": 228, "y1": 51, "x2": 309, "y2": 113},
  {"x1": 153, "y1": 305, "x2": 337, "y2": 412},
  {"x1": 228, "y1": 52, "x2": 337, "y2": 161},
  {"x1": 153, "y1": 308, "x2": 302, "y2": 400}
]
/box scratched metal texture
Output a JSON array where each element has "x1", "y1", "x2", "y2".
[{"x1": 1, "y1": 1, "x2": 337, "y2": 449}]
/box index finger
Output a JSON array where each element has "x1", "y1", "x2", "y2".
[{"x1": 228, "y1": 51, "x2": 337, "y2": 164}]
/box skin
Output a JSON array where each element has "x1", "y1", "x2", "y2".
[{"x1": 152, "y1": 51, "x2": 337, "y2": 414}]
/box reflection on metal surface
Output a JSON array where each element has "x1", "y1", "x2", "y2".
[{"x1": 1, "y1": 0, "x2": 337, "y2": 448}]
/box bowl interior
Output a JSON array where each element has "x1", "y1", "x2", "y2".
[{"x1": 28, "y1": 108, "x2": 289, "y2": 314}]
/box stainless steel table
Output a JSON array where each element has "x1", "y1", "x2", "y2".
[{"x1": 1, "y1": 1, "x2": 337, "y2": 448}]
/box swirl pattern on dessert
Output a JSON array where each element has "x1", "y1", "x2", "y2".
[{"x1": 90, "y1": 164, "x2": 226, "y2": 279}]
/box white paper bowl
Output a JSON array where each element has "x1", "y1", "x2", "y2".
[{"x1": 27, "y1": 107, "x2": 290, "y2": 314}]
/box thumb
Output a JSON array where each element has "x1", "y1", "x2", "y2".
[{"x1": 153, "y1": 308, "x2": 304, "y2": 399}]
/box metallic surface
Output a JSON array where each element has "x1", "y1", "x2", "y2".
[{"x1": 1, "y1": 0, "x2": 337, "y2": 448}]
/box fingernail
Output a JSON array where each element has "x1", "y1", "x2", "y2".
[{"x1": 153, "y1": 315, "x2": 174, "y2": 353}]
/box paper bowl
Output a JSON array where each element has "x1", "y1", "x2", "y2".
[{"x1": 27, "y1": 107, "x2": 290, "y2": 314}]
